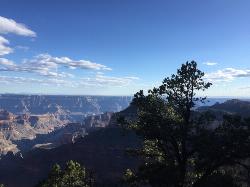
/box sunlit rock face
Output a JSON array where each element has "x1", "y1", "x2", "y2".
[
  {"x1": 84, "y1": 112, "x2": 113, "y2": 128},
  {"x1": 0, "y1": 95, "x2": 132, "y2": 156},
  {"x1": 0, "y1": 112, "x2": 68, "y2": 155}
]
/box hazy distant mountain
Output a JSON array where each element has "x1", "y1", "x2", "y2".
[
  {"x1": 198, "y1": 99, "x2": 250, "y2": 118},
  {"x1": 0, "y1": 94, "x2": 132, "y2": 156},
  {"x1": 0, "y1": 94, "x2": 132, "y2": 121}
]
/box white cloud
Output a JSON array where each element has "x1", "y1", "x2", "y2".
[
  {"x1": 0, "y1": 53, "x2": 111, "y2": 78},
  {"x1": 0, "y1": 16, "x2": 140, "y2": 92},
  {"x1": 0, "y1": 36, "x2": 13, "y2": 56},
  {"x1": 0, "y1": 73, "x2": 139, "y2": 89},
  {"x1": 0, "y1": 16, "x2": 36, "y2": 37},
  {"x1": 80, "y1": 74, "x2": 139, "y2": 87},
  {"x1": 205, "y1": 68, "x2": 250, "y2": 82},
  {"x1": 36, "y1": 54, "x2": 112, "y2": 71},
  {"x1": 124, "y1": 76, "x2": 140, "y2": 80},
  {"x1": 0, "y1": 16, "x2": 35, "y2": 57},
  {"x1": 0, "y1": 75, "x2": 75, "y2": 87},
  {"x1": 0, "y1": 55, "x2": 72, "y2": 78},
  {"x1": 203, "y1": 61, "x2": 218, "y2": 66},
  {"x1": 0, "y1": 57, "x2": 15, "y2": 66}
]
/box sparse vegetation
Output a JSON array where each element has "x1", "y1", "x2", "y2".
[
  {"x1": 121, "y1": 61, "x2": 250, "y2": 187},
  {"x1": 36, "y1": 160, "x2": 94, "y2": 187}
]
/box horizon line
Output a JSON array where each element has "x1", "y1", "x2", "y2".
[{"x1": 1, "y1": 93, "x2": 250, "y2": 99}]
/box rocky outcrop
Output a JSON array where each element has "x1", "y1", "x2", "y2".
[
  {"x1": 0, "y1": 94, "x2": 132, "y2": 156},
  {"x1": 0, "y1": 132, "x2": 18, "y2": 155},
  {"x1": 0, "y1": 110, "x2": 15, "y2": 121},
  {"x1": 0, "y1": 112, "x2": 68, "y2": 156},
  {"x1": 84, "y1": 112, "x2": 113, "y2": 129}
]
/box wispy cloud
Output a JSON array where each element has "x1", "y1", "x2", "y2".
[
  {"x1": 0, "y1": 73, "x2": 139, "y2": 88},
  {"x1": 80, "y1": 74, "x2": 139, "y2": 87},
  {"x1": 15, "y1": 45, "x2": 29, "y2": 51},
  {"x1": 0, "y1": 58, "x2": 73, "y2": 78},
  {"x1": 0, "y1": 16, "x2": 36, "y2": 37},
  {"x1": 35, "y1": 54, "x2": 112, "y2": 71},
  {"x1": 0, "y1": 75, "x2": 74, "y2": 87},
  {"x1": 205, "y1": 68, "x2": 250, "y2": 82},
  {"x1": 0, "y1": 36, "x2": 13, "y2": 56},
  {"x1": 0, "y1": 57, "x2": 15, "y2": 66},
  {"x1": 0, "y1": 53, "x2": 112, "y2": 78},
  {"x1": 203, "y1": 61, "x2": 218, "y2": 66}
]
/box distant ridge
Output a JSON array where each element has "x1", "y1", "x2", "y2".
[
  {"x1": 198, "y1": 99, "x2": 250, "y2": 117},
  {"x1": 0, "y1": 94, "x2": 132, "y2": 116}
]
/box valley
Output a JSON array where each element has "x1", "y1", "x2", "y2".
[
  {"x1": 0, "y1": 95, "x2": 250, "y2": 186},
  {"x1": 0, "y1": 95, "x2": 132, "y2": 156}
]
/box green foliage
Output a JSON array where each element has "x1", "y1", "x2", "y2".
[
  {"x1": 122, "y1": 61, "x2": 250, "y2": 187},
  {"x1": 36, "y1": 160, "x2": 94, "y2": 187},
  {"x1": 122, "y1": 169, "x2": 139, "y2": 187}
]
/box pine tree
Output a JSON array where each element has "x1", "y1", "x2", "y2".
[
  {"x1": 121, "y1": 61, "x2": 250, "y2": 187},
  {"x1": 36, "y1": 160, "x2": 93, "y2": 187}
]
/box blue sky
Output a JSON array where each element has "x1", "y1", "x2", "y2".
[{"x1": 0, "y1": 0, "x2": 250, "y2": 96}]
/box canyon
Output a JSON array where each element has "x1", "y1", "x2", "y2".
[{"x1": 0, "y1": 94, "x2": 132, "y2": 156}]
